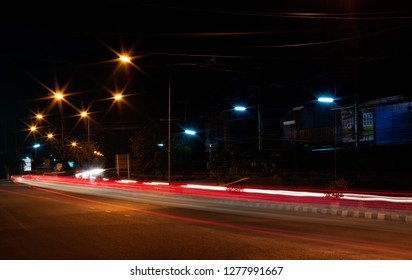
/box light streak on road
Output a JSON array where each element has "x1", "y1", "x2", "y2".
[
  {"x1": 116, "y1": 179, "x2": 137, "y2": 184},
  {"x1": 11, "y1": 175, "x2": 412, "y2": 212},
  {"x1": 142, "y1": 181, "x2": 169, "y2": 186},
  {"x1": 4, "y1": 183, "x2": 412, "y2": 259},
  {"x1": 341, "y1": 193, "x2": 412, "y2": 203},
  {"x1": 183, "y1": 184, "x2": 227, "y2": 191}
]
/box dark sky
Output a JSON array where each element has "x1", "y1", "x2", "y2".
[{"x1": 2, "y1": 0, "x2": 412, "y2": 154}]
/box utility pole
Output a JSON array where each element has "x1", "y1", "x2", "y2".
[
  {"x1": 167, "y1": 72, "x2": 171, "y2": 183},
  {"x1": 257, "y1": 70, "x2": 262, "y2": 151}
]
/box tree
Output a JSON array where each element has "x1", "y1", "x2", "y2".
[
  {"x1": 66, "y1": 140, "x2": 104, "y2": 170},
  {"x1": 129, "y1": 122, "x2": 164, "y2": 178},
  {"x1": 129, "y1": 122, "x2": 196, "y2": 179}
]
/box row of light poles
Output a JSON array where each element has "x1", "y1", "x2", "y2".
[
  {"x1": 29, "y1": 90, "x2": 125, "y2": 142},
  {"x1": 26, "y1": 50, "x2": 245, "y2": 180},
  {"x1": 25, "y1": 87, "x2": 127, "y2": 172},
  {"x1": 23, "y1": 51, "x2": 135, "y2": 174}
]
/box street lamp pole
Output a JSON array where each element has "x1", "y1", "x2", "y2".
[
  {"x1": 118, "y1": 53, "x2": 173, "y2": 183},
  {"x1": 334, "y1": 102, "x2": 337, "y2": 180},
  {"x1": 54, "y1": 92, "x2": 65, "y2": 146},
  {"x1": 257, "y1": 70, "x2": 262, "y2": 151},
  {"x1": 168, "y1": 72, "x2": 171, "y2": 183},
  {"x1": 86, "y1": 116, "x2": 90, "y2": 143},
  {"x1": 87, "y1": 117, "x2": 90, "y2": 143},
  {"x1": 318, "y1": 97, "x2": 337, "y2": 179},
  {"x1": 81, "y1": 111, "x2": 90, "y2": 143}
]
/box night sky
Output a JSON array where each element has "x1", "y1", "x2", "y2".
[{"x1": 2, "y1": 1, "x2": 412, "y2": 156}]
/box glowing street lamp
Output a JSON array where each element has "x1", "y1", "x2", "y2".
[
  {"x1": 119, "y1": 55, "x2": 131, "y2": 64},
  {"x1": 114, "y1": 93, "x2": 123, "y2": 101},
  {"x1": 54, "y1": 92, "x2": 64, "y2": 100},
  {"x1": 234, "y1": 106, "x2": 246, "y2": 112},
  {"x1": 54, "y1": 91, "x2": 65, "y2": 145},
  {"x1": 317, "y1": 96, "x2": 337, "y2": 179},
  {"x1": 32, "y1": 143, "x2": 41, "y2": 166},
  {"x1": 318, "y1": 97, "x2": 335, "y2": 103},
  {"x1": 184, "y1": 129, "x2": 196, "y2": 135}
]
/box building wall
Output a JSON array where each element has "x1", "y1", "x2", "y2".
[{"x1": 283, "y1": 98, "x2": 412, "y2": 148}]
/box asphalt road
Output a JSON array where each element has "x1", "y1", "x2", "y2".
[{"x1": 1, "y1": 181, "x2": 412, "y2": 260}]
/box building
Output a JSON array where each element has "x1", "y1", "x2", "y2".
[
  {"x1": 282, "y1": 95, "x2": 412, "y2": 186},
  {"x1": 283, "y1": 95, "x2": 412, "y2": 149}
]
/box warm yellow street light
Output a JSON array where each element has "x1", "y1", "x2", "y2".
[
  {"x1": 54, "y1": 92, "x2": 64, "y2": 100},
  {"x1": 114, "y1": 93, "x2": 123, "y2": 101},
  {"x1": 119, "y1": 55, "x2": 131, "y2": 64}
]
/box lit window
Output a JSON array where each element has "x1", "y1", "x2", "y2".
[
  {"x1": 341, "y1": 111, "x2": 353, "y2": 129},
  {"x1": 363, "y1": 112, "x2": 373, "y2": 127},
  {"x1": 342, "y1": 118, "x2": 352, "y2": 129}
]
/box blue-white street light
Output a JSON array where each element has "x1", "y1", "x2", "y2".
[
  {"x1": 184, "y1": 129, "x2": 196, "y2": 135},
  {"x1": 317, "y1": 97, "x2": 334, "y2": 103},
  {"x1": 317, "y1": 96, "x2": 337, "y2": 179},
  {"x1": 234, "y1": 106, "x2": 246, "y2": 112}
]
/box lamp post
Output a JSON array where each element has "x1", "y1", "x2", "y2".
[
  {"x1": 80, "y1": 111, "x2": 90, "y2": 143},
  {"x1": 317, "y1": 97, "x2": 337, "y2": 180},
  {"x1": 168, "y1": 73, "x2": 171, "y2": 183},
  {"x1": 54, "y1": 92, "x2": 65, "y2": 145},
  {"x1": 33, "y1": 143, "x2": 40, "y2": 156},
  {"x1": 117, "y1": 54, "x2": 175, "y2": 183}
]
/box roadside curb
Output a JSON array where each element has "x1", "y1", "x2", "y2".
[{"x1": 210, "y1": 198, "x2": 412, "y2": 223}]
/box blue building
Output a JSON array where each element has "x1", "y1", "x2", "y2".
[
  {"x1": 282, "y1": 95, "x2": 412, "y2": 187},
  {"x1": 283, "y1": 95, "x2": 412, "y2": 149}
]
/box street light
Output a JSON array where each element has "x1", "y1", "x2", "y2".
[
  {"x1": 114, "y1": 93, "x2": 123, "y2": 101},
  {"x1": 167, "y1": 73, "x2": 171, "y2": 183},
  {"x1": 184, "y1": 129, "x2": 196, "y2": 135},
  {"x1": 318, "y1": 96, "x2": 337, "y2": 180},
  {"x1": 54, "y1": 91, "x2": 65, "y2": 145},
  {"x1": 80, "y1": 111, "x2": 90, "y2": 143},
  {"x1": 117, "y1": 54, "x2": 175, "y2": 183},
  {"x1": 119, "y1": 55, "x2": 131, "y2": 64},
  {"x1": 234, "y1": 106, "x2": 246, "y2": 112},
  {"x1": 317, "y1": 97, "x2": 334, "y2": 103},
  {"x1": 33, "y1": 143, "x2": 41, "y2": 170}
]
